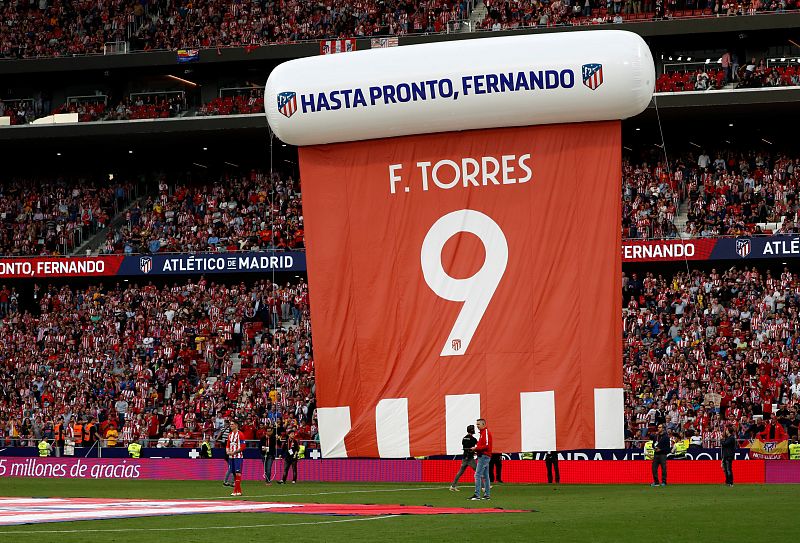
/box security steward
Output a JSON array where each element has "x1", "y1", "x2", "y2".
[
  {"x1": 54, "y1": 420, "x2": 65, "y2": 455},
  {"x1": 790, "y1": 440, "x2": 800, "y2": 460},
  {"x1": 671, "y1": 432, "x2": 689, "y2": 460},
  {"x1": 200, "y1": 439, "x2": 213, "y2": 459},
  {"x1": 643, "y1": 435, "x2": 655, "y2": 461},
  {"x1": 38, "y1": 438, "x2": 52, "y2": 457},
  {"x1": 128, "y1": 441, "x2": 142, "y2": 459},
  {"x1": 73, "y1": 419, "x2": 84, "y2": 448}
]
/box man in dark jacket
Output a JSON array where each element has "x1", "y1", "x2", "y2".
[
  {"x1": 260, "y1": 426, "x2": 277, "y2": 484},
  {"x1": 278, "y1": 431, "x2": 300, "y2": 484},
  {"x1": 545, "y1": 451, "x2": 560, "y2": 484},
  {"x1": 450, "y1": 425, "x2": 477, "y2": 491},
  {"x1": 721, "y1": 425, "x2": 736, "y2": 486},
  {"x1": 651, "y1": 424, "x2": 670, "y2": 486}
]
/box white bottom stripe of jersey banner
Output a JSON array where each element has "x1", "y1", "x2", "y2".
[{"x1": 317, "y1": 387, "x2": 624, "y2": 457}]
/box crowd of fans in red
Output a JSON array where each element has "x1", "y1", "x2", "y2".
[
  {"x1": 27, "y1": 94, "x2": 186, "y2": 124},
  {"x1": 0, "y1": 0, "x2": 470, "y2": 60},
  {"x1": 656, "y1": 62, "x2": 800, "y2": 93},
  {"x1": 0, "y1": 152, "x2": 799, "y2": 449},
  {"x1": 0, "y1": 179, "x2": 132, "y2": 256},
  {"x1": 479, "y1": 0, "x2": 798, "y2": 30},
  {"x1": 51, "y1": 101, "x2": 107, "y2": 123},
  {"x1": 0, "y1": 99, "x2": 40, "y2": 125},
  {"x1": 623, "y1": 151, "x2": 800, "y2": 240},
  {"x1": 2, "y1": 91, "x2": 258, "y2": 126},
  {"x1": 0, "y1": 0, "x2": 798, "y2": 60},
  {"x1": 198, "y1": 91, "x2": 265, "y2": 116},
  {"x1": 101, "y1": 169, "x2": 303, "y2": 254},
  {"x1": 623, "y1": 266, "x2": 800, "y2": 447},
  {"x1": 2, "y1": 151, "x2": 796, "y2": 257},
  {"x1": 104, "y1": 94, "x2": 186, "y2": 120},
  {"x1": 0, "y1": 277, "x2": 315, "y2": 449},
  {"x1": 3, "y1": 263, "x2": 799, "y2": 450},
  {"x1": 655, "y1": 68, "x2": 726, "y2": 92}
]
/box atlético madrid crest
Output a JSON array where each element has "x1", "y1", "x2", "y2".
[
  {"x1": 139, "y1": 256, "x2": 152, "y2": 274},
  {"x1": 736, "y1": 238, "x2": 751, "y2": 258},
  {"x1": 582, "y1": 63, "x2": 604, "y2": 90},
  {"x1": 278, "y1": 91, "x2": 297, "y2": 118}
]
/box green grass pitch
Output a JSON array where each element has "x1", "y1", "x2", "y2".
[{"x1": 0, "y1": 479, "x2": 796, "y2": 542}]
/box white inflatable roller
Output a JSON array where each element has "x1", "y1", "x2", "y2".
[{"x1": 265, "y1": 30, "x2": 655, "y2": 146}]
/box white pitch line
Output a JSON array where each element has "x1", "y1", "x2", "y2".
[
  {"x1": 203, "y1": 485, "x2": 447, "y2": 500},
  {"x1": 0, "y1": 514, "x2": 401, "y2": 535}
]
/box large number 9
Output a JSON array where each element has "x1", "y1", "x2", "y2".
[{"x1": 421, "y1": 209, "x2": 508, "y2": 357}]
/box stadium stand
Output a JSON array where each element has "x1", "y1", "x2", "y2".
[
  {"x1": 622, "y1": 152, "x2": 800, "y2": 239},
  {"x1": 100, "y1": 170, "x2": 303, "y2": 254},
  {"x1": 105, "y1": 92, "x2": 187, "y2": 121},
  {"x1": 198, "y1": 89, "x2": 265, "y2": 116},
  {"x1": 0, "y1": 1, "x2": 797, "y2": 60},
  {"x1": 1, "y1": 0, "x2": 799, "y2": 463},
  {"x1": 0, "y1": 0, "x2": 472, "y2": 60},
  {"x1": 479, "y1": 2, "x2": 799, "y2": 30},
  {"x1": 0, "y1": 277, "x2": 314, "y2": 449},
  {"x1": 0, "y1": 179, "x2": 134, "y2": 256},
  {"x1": 623, "y1": 266, "x2": 800, "y2": 447},
  {"x1": 655, "y1": 62, "x2": 800, "y2": 92},
  {"x1": 3, "y1": 264, "x2": 799, "y2": 450}
]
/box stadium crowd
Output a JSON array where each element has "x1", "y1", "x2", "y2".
[
  {"x1": 0, "y1": 179, "x2": 133, "y2": 256},
  {"x1": 0, "y1": 0, "x2": 797, "y2": 59},
  {"x1": 656, "y1": 63, "x2": 800, "y2": 93},
  {"x1": 3, "y1": 90, "x2": 257, "y2": 126},
  {"x1": 623, "y1": 266, "x2": 800, "y2": 448},
  {"x1": 479, "y1": 0, "x2": 798, "y2": 30},
  {"x1": 622, "y1": 150, "x2": 800, "y2": 239},
  {"x1": 0, "y1": 276, "x2": 315, "y2": 450},
  {"x1": 198, "y1": 90, "x2": 265, "y2": 116},
  {"x1": 101, "y1": 170, "x2": 303, "y2": 254},
  {"x1": 2, "y1": 263, "x2": 799, "y2": 451},
  {"x1": 0, "y1": 0, "x2": 471, "y2": 60},
  {"x1": 0, "y1": 152, "x2": 799, "y2": 450}
]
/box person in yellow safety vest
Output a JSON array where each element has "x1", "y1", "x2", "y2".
[
  {"x1": 298, "y1": 444, "x2": 306, "y2": 459},
  {"x1": 38, "y1": 439, "x2": 52, "y2": 457},
  {"x1": 643, "y1": 438, "x2": 655, "y2": 460},
  {"x1": 128, "y1": 442, "x2": 142, "y2": 459},
  {"x1": 790, "y1": 441, "x2": 800, "y2": 460},
  {"x1": 672, "y1": 433, "x2": 690, "y2": 459}
]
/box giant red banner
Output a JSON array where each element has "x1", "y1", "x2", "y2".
[{"x1": 301, "y1": 123, "x2": 623, "y2": 457}]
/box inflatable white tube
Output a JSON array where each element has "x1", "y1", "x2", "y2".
[{"x1": 265, "y1": 30, "x2": 655, "y2": 146}]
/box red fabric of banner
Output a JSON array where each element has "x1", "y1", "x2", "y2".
[{"x1": 300, "y1": 123, "x2": 622, "y2": 457}]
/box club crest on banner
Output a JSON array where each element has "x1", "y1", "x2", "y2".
[
  {"x1": 277, "y1": 92, "x2": 298, "y2": 118},
  {"x1": 736, "y1": 238, "x2": 751, "y2": 258},
  {"x1": 139, "y1": 257, "x2": 152, "y2": 274},
  {"x1": 582, "y1": 63, "x2": 604, "y2": 90}
]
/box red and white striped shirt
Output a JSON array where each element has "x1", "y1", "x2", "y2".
[{"x1": 227, "y1": 430, "x2": 244, "y2": 458}]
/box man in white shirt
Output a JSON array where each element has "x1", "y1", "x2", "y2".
[{"x1": 790, "y1": 381, "x2": 800, "y2": 400}]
